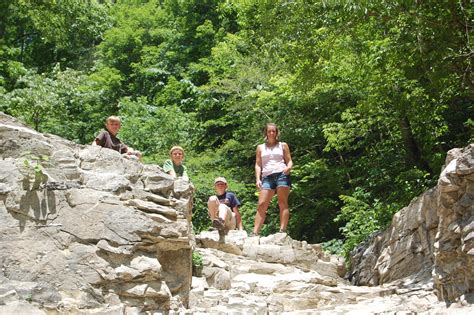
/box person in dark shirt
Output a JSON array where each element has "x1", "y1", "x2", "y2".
[
  {"x1": 208, "y1": 177, "x2": 243, "y2": 241},
  {"x1": 94, "y1": 116, "x2": 141, "y2": 160}
]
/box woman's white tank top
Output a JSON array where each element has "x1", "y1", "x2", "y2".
[{"x1": 261, "y1": 142, "x2": 286, "y2": 177}]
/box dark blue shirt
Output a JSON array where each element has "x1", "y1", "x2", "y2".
[{"x1": 217, "y1": 191, "x2": 241, "y2": 212}]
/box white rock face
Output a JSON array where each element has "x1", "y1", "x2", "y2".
[
  {"x1": 349, "y1": 144, "x2": 474, "y2": 304},
  {"x1": 192, "y1": 229, "x2": 473, "y2": 314},
  {"x1": 0, "y1": 112, "x2": 194, "y2": 313}
]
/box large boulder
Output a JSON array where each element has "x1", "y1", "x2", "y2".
[
  {"x1": 0, "y1": 113, "x2": 194, "y2": 313},
  {"x1": 349, "y1": 144, "x2": 474, "y2": 303}
]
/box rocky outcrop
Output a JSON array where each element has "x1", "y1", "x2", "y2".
[
  {"x1": 0, "y1": 113, "x2": 194, "y2": 313},
  {"x1": 434, "y1": 146, "x2": 474, "y2": 302},
  {"x1": 191, "y1": 230, "x2": 473, "y2": 314},
  {"x1": 192, "y1": 231, "x2": 344, "y2": 313},
  {"x1": 349, "y1": 144, "x2": 474, "y2": 303},
  {"x1": 1, "y1": 111, "x2": 472, "y2": 313}
]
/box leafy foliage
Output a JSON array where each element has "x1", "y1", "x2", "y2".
[
  {"x1": 1, "y1": 66, "x2": 105, "y2": 143},
  {"x1": 1, "y1": 0, "x2": 472, "y2": 259},
  {"x1": 335, "y1": 188, "x2": 398, "y2": 259},
  {"x1": 118, "y1": 96, "x2": 200, "y2": 156},
  {"x1": 192, "y1": 251, "x2": 203, "y2": 267}
]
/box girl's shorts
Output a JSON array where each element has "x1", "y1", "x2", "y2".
[{"x1": 262, "y1": 172, "x2": 291, "y2": 190}]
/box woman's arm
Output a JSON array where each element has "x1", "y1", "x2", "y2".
[
  {"x1": 255, "y1": 145, "x2": 263, "y2": 189},
  {"x1": 282, "y1": 142, "x2": 293, "y2": 175}
]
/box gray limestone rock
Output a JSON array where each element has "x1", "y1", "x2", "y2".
[
  {"x1": 349, "y1": 144, "x2": 474, "y2": 304},
  {"x1": 0, "y1": 112, "x2": 194, "y2": 313}
]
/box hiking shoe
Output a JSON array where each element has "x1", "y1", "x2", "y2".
[
  {"x1": 248, "y1": 232, "x2": 259, "y2": 237},
  {"x1": 212, "y1": 218, "x2": 225, "y2": 231},
  {"x1": 279, "y1": 229, "x2": 287, "y2": 233}
]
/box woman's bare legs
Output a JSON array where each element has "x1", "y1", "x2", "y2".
[
  {"x1": 276, "y1": 186, "x2": 290, "y2": 232},
  {"x1": 253, "y1": 189, "x2": 275, "y2": 234}
]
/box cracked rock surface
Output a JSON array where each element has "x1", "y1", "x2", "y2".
[
  {"x1": 0, "y1": 112, "x2": 194, "y2": 314},
  {"x1": 192, "y1": 217, "x2": 473, "y2": 314},
  {"x1": 349, "y1": 144, "x2": 474, "y2": 304}
]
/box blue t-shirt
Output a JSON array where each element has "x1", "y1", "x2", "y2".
[{"x1": 217, "y1": 191, "x2": 241, "y2": 212}]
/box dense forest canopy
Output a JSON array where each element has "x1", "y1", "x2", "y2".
[{"x1": 1, "y1": 0, "x2": 472, "y2": 257}]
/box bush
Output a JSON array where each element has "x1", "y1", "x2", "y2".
[
  {"x1": 322, "y1": 239, "x2": 344, "y2": 256},
  {"x1": 192, "y1": 251, "x2": 203, "y2": 267},
  {"x1": 335, "y1": 187, "x2": 394, "y2": 259}
]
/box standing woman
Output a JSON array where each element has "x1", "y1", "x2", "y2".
[{"x1": 252, "y1": 123, "x2": 293, "y2": 235}]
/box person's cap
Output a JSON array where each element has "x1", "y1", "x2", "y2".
[{"x1": 214, "y1": 177, "x2": 227, "y2": 185}]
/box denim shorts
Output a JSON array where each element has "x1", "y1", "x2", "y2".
[{"x1": 261, "y1": 172, "x2": 291, "y2": 190}]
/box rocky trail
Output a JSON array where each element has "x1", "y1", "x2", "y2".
[{"x1": 188, "y1": 230, "x2": 472, "y2": 314}]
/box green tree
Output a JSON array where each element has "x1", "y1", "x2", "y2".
[
  {"x1": 118, "y1": 96, "x2": 201, "y2": 157},
  {"x1": 1, "y1": 69, "x2": 60, "y2": 131},
  {"x1": 0, "y1": 0, "x2": 110, "y2": 75},
  {"x1": 0, "y1": 66, "x2": 104, "y2": 143}
]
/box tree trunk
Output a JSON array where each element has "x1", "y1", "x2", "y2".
[{"x1": 398, "y1": 115, "x2": 431, "y2": 173}]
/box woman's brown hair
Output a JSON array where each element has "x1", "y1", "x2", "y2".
[{"x1": 263, "y1": 123, "x2": 280, "y2": 141}]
